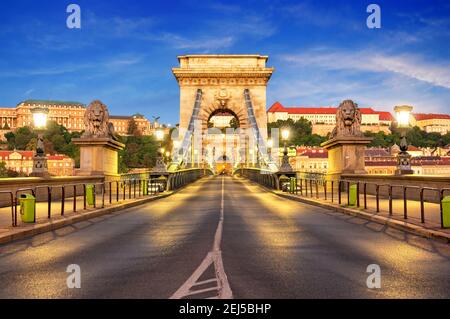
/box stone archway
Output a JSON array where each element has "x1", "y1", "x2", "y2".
[{"x1": 173, "y1": 55, "x2": 274, "y2": 169}]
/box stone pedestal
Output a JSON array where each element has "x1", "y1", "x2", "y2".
[
  {"x1": 72, "y1": 138, "x2": 125, "y2": 176},
  {"x1": 321, "y1": 136, "x2": 372, "y2": 180},
  {"x1": 30, "y1": 155, "x2": 50, "y2": 178}
]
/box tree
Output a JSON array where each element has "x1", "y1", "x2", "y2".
[
  {"x1": 4, "y1": 132, "x2": 15, "y2": 150},
  {"x1": 127, "y1": 118, "x2": 141, "y2": 137},
  {"x1": 364, "y1": 126, "x2": 450, "y2": 149},
  {"x1": 268, "y1": 118, "x2": 326, "y2": 146},
  {"x1": 0, "y1": 162, "x2": 19, "y2": 178},
  {"x1": 43, "y1": 121, "x2": 81, "y2": 165},
  {"x1": 9, "y1": 127, "x2": 36, "y2": 150},
  {"x1": 0, "y1": 162, "x2": 8, "y2": 177},
  {"x1": 118, "y1": 135, "x2": 159, "y2": 173}
]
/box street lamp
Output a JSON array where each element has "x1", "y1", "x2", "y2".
[
  {"x1": 155, "y1": 129, "x2": 164, "y2": 141},
  {"x1": 394, "y1": 105, "x2": 414, "y2": 175},
  {"x1": 165, "y1": 151, "x2": 171, "y2": 163},
  {"x1": 31, "y1": 107, "x2": 49, "y2": 177},
  {"x1": 279, "y1": 128, "x2": 293, "y2": 172},
  {"x1": 153, "y1": 129, "x2": 167, "y2": 172}
]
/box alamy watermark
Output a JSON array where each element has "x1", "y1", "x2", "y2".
[
  {"x1": 366, "y1": 264, "x2": 381, "y2": 289},
  {"x1": 66, "y1": 4, "x2": 81, "y2": 29},
  {"x1": 367, "y1": 4, "x2": 381, "y2": 29},
  {"x1": 66, "y1": 264, "x2": 81, "y2": 289}
]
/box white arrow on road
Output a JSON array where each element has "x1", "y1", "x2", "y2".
[{"x1": 170, "y1": 176, "x2": 232, "y2": 299}]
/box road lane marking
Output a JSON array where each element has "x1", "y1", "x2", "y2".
[{"x1": 170, "y1": 176, "x2": 232, "y2": 299}]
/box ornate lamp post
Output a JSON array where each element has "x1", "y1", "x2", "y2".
[
  {"x1": 394, "y1": 105, "x2": 414, "y2": 175},
  {"x1": 279, "y1": 128, "x2": 293, "y2": 172},
  {"x1": 153, "y1": 129, "x2": 167, "y2": 172},
  {"x1": 31, "y1": 107, "x2": 49, "y2": 177}
]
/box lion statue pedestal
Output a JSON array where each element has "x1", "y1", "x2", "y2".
[
  {"x1": 321, "y1": 100, "x2": 372, "y2": 179},
  {"x1": 72, "y1": 100, "x2": 125, "y2": 177}
]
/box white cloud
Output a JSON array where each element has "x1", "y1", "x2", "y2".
[
  {"x1": 269, "y1": 48, "x2": 450, "y2": 114},
  {"x1": 155, "y1": 33, "x2": 235, "y2": 50},
  {"x1": 282, "y1": 50, "x2": 450, "y2": 89}
]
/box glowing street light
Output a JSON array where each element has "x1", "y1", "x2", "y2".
[
  {"x1": 279, "y1": 128, "x2": 293, "y2": 172},
  {"x1": 394, "y1": 105, "x2": 412, "y2": 128},
  {"x1": 394, "y1": 105, "x2": 414, "y2": 175},
  {"x1": 30, "y1": 106, "x2": 49, "y2": 177},
  {"x1": 281, "y1": 129, "x2": 290, "y2": 141},
  {"x1": 31, "y1": 107, "x2": 49, "y2": 130},
  {"x1": 155, "y1": 129, "x2": 164, "y2": 141},
  {"x1": 153, "y1": 129, "x2": 167, "y2": 172}
]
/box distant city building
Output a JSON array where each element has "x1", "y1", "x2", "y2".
[
  {"x1": 0, "y1": 100, "x2": 161, "y2": 138},
  {"x1": 411, "y1": 113, "x2": 450, "y2": 134},
  {"x1": 267, "y1": 102, "x2": 394, "y2": 136},
  {"x1": 293, "y1": 147, "x2": 328, "y2": 173},
  {"x1": 0, "y1": 151, "x2": 74, "y2": 176},
  {"x1": 281, "y1": 146, "x2": 450, "y2": 176},
  {"x1": 109, "y1": 114, "x2": 160, "y2": 136}
]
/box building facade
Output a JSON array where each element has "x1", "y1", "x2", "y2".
[
  {"x1": 280, "y1": 146, "x2": 450, "y2": 176},
  {"x1": 0, "y1": 100, "x2": 157, "y2": 137},
  {"x1": 267, "y1": 102, "x2": 394, "y2": 136},
  {"x1": 411, "y1": 113, "x2": 450, "y2": 134},
  {"x1": 293, "y1": 147, "x2": 328, "y2": 173},
  {"x1": 0, "y1": 151, "x2": 74, "y2": 176}
]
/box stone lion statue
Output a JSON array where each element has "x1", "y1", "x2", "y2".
[
  {"x1": 82, "y1": 100, "x2": 117, "y2": 140},
  {"x1": 330, "y1": 99, "x2": 362, "y2": 138}
]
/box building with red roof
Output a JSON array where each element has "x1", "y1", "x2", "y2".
[
  {"x1": 267, "y1": 102, "x2": 393, "y2": 136},
  {"x1": 0, "y1": 150, "x2": 74, "y2": 176},
  {"x1": 411, "y1": 113, "x2": 450, "y2": 134}
]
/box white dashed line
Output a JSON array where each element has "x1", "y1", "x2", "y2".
[{"x1": 170, "y1": 176, "x2": 232, "y2": 299}]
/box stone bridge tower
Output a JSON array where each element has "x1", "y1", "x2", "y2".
[{"x1": 172, "y1": 55, "x2": 274, "y2": 170}]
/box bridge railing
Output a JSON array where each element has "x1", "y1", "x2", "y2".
[
  {"x1": 167, "y1": 168, "x2": 211, "y2": 191},
  {"x1": 2, "y1": 168, "x2": 208, "y2": 228},
  {"x1": 289, "y1": 176, "x2": 449, "y2": 229},
  {"x1": 234, "y1": 168, "x2": 279, "y2": 190},
  {"x1": 237, "y1": 169, "x2": 449, "y2": 229}
]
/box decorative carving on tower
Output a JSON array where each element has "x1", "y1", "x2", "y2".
[{"x1": 214, "y1": 88, "x2": 231, "y2": 109}]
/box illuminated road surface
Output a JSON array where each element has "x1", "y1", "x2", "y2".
[{"x1": 0, "y1": 176, "x2": 449, "y2": 298}]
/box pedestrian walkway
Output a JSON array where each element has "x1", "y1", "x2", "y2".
[
  {"x1": 288, "y1": 186, "x2": 449, "y2": 234},
  {"x1": 0, "y1": 191, "x2": 157, "y2": 236}
]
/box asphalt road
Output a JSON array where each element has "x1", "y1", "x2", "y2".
[{"x1": 0, "y1": 176, "x2": 449, "y2": 298}]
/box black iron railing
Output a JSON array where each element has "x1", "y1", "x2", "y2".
[
  {"x1": 237, "y1": 168, "x2": 449, "y2": 229},
  {"x1": 286, "y1": 177, "x2": 449, "y2": 229},
  {"x1": 3, "y1": 168, "x2": 206, "y2": 228}
]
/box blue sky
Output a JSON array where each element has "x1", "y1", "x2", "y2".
[{"x1": 0, "y1": 0, "x2": 449, "y2": 125}]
